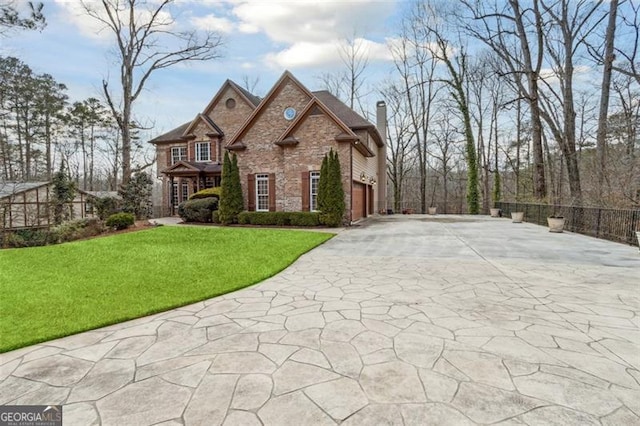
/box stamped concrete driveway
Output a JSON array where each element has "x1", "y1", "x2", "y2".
[{"x1": 1, "y1": 215, "x2": 639, "y2": 425}]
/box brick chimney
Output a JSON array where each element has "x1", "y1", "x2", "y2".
[{"x1": 376, "y1": 100, "x2": 387, "y2": 213}]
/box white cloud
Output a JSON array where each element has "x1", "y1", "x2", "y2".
[
  {"x1": 231, "y1": 0, "x2": 396, "y2": 44},
  {"x1": 191, "y1": 14, "x2": 234, "y2": 33},
  {"x1": 54, "y1": 0, "x2": 174, "y2": 41},
  {"x1": 264, "y1": 37, "x2": 392, "y2": 69}
]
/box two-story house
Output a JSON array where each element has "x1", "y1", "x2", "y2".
[{"x1": 149, "y1": 71, "x2": 386, "y2": 223}]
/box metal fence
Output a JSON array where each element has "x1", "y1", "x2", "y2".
[{"x1": 495, "y1": 202, "x2": 640, "y2": 247}]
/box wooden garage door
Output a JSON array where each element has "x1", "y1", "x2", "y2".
[{"x1": 352, "y1": 182, "x2": 366, "y2": 221}]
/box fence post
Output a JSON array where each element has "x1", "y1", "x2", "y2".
[
  {"x1": 633, "y1": 210, "x2": 639, "y2": 246},
  {"x1": 596, "y1": 208, "x2": 601, "y2": 238}
]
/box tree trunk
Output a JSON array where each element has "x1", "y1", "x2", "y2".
[
  {"x1": 509, "y1": 0, "x2": 547, "y2": 200},
  {"x1": 596, "y1": 0, "x2": 618, "y2": 200}
]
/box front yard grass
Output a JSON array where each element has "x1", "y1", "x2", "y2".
[{"x1": 0, "y1": 226, "x2": 333, "y2": 352}]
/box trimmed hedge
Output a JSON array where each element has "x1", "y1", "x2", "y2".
[
  {"x1": 105, "y1": 212, "x2": 135, "y2": 230},
  {"x1": 189, "y1": 187, "x2": 221, "y2": 200},
  {"x1": 212, "y1": 210, "x2": 220, "y2": 224},
  {"x1": 178, "y1": 197, "x2": 218, "y2": 223},
  {"x1": 237, "y1": 211, "x2": 320, "y2": 227}
]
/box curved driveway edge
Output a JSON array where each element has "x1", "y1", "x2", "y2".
[{"x1": 1, "y1": 215, "x2": 639, "y2": 425}]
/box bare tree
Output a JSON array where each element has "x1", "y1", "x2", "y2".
[
  {"x1": 240, "y1": 75, "x2": 261, "y2": 96},
  {"x1": 391, "y1": 1, "x2": 441, "y2": 213},
  {"x1": 461, "y1": 0, "x2": 548, "y2": 200},
  {"x1": 537, "y1": 0, "x2": 605, "y2": 205},
  {"x1": 612, "y1": 1, "x2": 640, "y2": 84},
  {"x1": 594, "y1": 0, "x2": 619, "y2": 198},
  {"x1": 317, "y1": 35, "x2": 371, "y2": 118},
  {"x1": 429, "y1": 107, "x2": 460, "y2": 213},
  {"x1": 382, "y1": 81, "x2": 414, "y2": 213},
  {"x1": 80, "y1": 0, "x2": 223, "y2": 184},
  {"x1": 423, "y1": 8, "x2": 480, "y2": 214},
  {"x1": 0, "y1": 1, "x2": 45, "y2": 36}
]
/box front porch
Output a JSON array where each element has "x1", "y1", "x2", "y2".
[{"x1": 163, "y1": 161, "x2": 222, "y2": 213}]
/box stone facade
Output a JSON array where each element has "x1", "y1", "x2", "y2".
[{"x1": 149, "y1": 71, "x2": 386, "y2": 223}]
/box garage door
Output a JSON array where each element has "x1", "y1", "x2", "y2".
[{"x1": 352, "y1": 182, "x2": 366, "y2": 221}]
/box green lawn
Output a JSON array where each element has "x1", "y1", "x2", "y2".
[{"x1": 0, "y1": 226, "x2": 333, "y2": 352}]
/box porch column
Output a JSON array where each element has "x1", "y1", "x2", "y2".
[{"x1": 169, "y1": 176, "x2": 175, "y2": 213}]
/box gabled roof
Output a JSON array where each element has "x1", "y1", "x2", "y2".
[
  {"x1": 233, "y1": 82, "x2": 261, "y2": 107},
  {"x1": 312, "y1": 91, "x2": 372, "y2": 129},
  {"x1": 149, "y1": 122, "x2": 191, "y2": 144},
  {"x1": 202, "y1": 79, "x2": 260, "y2": 117},
  {"x1": 276, "y1": 98, "x2": 358, "y2": 144},
  {"x1": 226, "y1": 70, "x2": 315, "y2": 148},
  {"x1": 163, "y1": 161, "x2": 222, "y2": 174},
  {"x1": 182, "y1": 113, "x2": 224, "y2": 137},
  {"x1": 78, "y1": 189, "x2": 120, "y2": 199},
  {"x1": 313, "y1": 90, "x2": 384, "y2": 147},
  {"x1": 0, "y1": 181, "x2": 50, "y2": 198}
]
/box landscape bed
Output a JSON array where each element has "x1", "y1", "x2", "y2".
[{"x1": 0, "y1": 226, "x2": 333, "y2": 352}]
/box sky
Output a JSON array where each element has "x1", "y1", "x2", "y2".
[{"x1": 2, "y1": 0, "x2": 404, "y2": 138}]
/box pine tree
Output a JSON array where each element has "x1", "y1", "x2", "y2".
[
  {"x1": 51, "y1": 161, "x2": 76, "y2": 225},
  {"x1": 120, "y1": 171, "x2": 153, "y2": 219}
]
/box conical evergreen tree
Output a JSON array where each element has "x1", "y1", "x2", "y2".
[
  {"x1": 229, "y1": 153, "x2": 244, "y2": 217},
  {"x1": 319, "y1": 149, "x2": 345, "y2": 227},
  {"x1": 218, "y1": 151, "x2": 234, "y2": 224},
  {"x1": 317, "y1": 153, "x2": 329, "y2": 212}
]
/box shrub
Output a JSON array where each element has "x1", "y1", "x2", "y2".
[
  {"x1": 237, "y1": 211, "x2": 251, "y2": 225},
  {"x1": 106, "y1": 212, "x2": 135, "y2": 230},
  {"x1": 94, "y1": 196, "x2": 121, "y2": 220},
  {"x1": 189, "y1": 187, "x2": 221, "y2": 200},
  {"x1": 5, "y1": 229, "x2": 55, "y2": 248},
  {"x1": 236, "y1": 211, "x2": 320, "y2": 227},
  {"x1": 178, "y1": 197, "x2": 218, "y2": 223},
  {"x1": 51, "y1": 218, "x2": 105, "y2": 243},
  {"x1": 212, "y1": 210, "x2": 220, "y2": 224},
  {"x1": 289, "y1": 212, "x2": 320, "y2": 226}
]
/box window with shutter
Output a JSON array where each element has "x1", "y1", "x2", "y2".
[
  {"x1": 256, "y1": 174, "x2": 269, "y2": 211},
  {"x1": 310, "y1": 171, "x2": 320, "y2": 211}
]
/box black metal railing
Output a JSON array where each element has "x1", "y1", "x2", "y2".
[{"x1": 495, "y1": 202, "x2": 640, "y2": 247}]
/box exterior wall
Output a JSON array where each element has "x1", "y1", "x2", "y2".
[
  {"x1": 1, "y1": 185, "x2": 51, "y2": 229},
  {"x1": 186, "y1": 121, "x2": 219, "y2": 163},
  {"x1": 156, "y1": 146, "x2": 169, "y2": 178},
  {"x1": 235, "y1": 79, "x2": 313, "y2": 210},
  {"x1": 236, "y1": 95, "x2": 353, "y2": 222},
  {"x1": 1, "y1": 185, "x2": 96, "y2": 230},
  {"x1": 279, "y1": 115, "x2": 351, "y2": 216},
  {"x1": 208, "y1": 86, "x2": 255, "y2": 142},
  {"x1": 352, "y1": 130, "x2": 379, "y2": 215}
]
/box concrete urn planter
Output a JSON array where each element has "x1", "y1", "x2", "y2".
[
  {"x1": 547, "y1": 217, "x2": 565, "y2": 233},
  {"x1": 511, "y1": 211, "x2": 524, "y2": 223},
  {"x1": 428, "y1": 207, "x2": 437, "y2": 215},
  {"x1": 490, "y1": 208, "x2": 501, "y2": 218}
]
